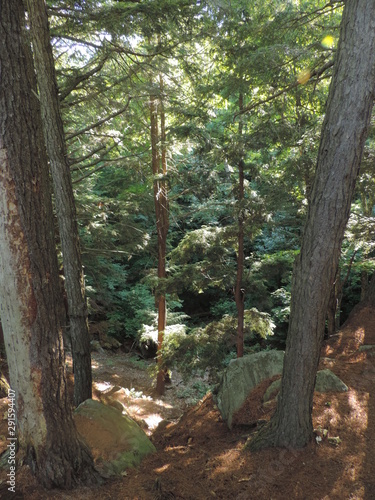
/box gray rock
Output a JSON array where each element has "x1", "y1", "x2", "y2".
[
  {"x1": 74, "y1": 399, "x2": 155, "y2": 477},
  {"x1": 214, "y1": 350, "x2": 285, "y2": 429},
  {"x1": 263, "y1": 378, "x2": 281, "y2": 402},
  {"x1": 90, "y1": 340, "x2": 105, "y2": 353},
  {"x1": 359, "y1": 345, "x2": 375, "y2": 352},
  {"x1": 315, "y1": 369, "x2": 348, "y2": 393},
  {"x1": 263, "y1": 369, "x2": 348, "y2": 403}
]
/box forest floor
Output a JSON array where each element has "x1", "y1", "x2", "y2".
[{"x1": 1, "y1": 305, "x2": 375, "y2": 499}]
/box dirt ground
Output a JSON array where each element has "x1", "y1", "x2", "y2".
[{"x1": 1, "y1": 305, "x2": 375, "y2": 499}]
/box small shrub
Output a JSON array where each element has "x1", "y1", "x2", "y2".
[{"x1": 160, "y1": 308, "x2": 275, "y2": 381}]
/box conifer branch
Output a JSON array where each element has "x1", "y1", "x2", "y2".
[
  {"x1": 234, "y1": 59, "x2": 334, "y2": 120},
  {"x1": 66, "y1": 98, "x2": 131, "y2": 141}
]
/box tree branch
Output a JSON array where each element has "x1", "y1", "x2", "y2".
[
  {"x1": 59, "y1": 59, "x2": 107, "y2": 101},
  {"x1": 66, "y1": 98, "x2": 131, "y2": 141},
  {"x1": 70, "y1": 144, "x2": 118, "y2": 170},
  {"x1": 72, "y1": 151, "x2": 148, "y2": 183},
  {"x1": 234, "y1": 59, "x2": 334, "y2": 120}
]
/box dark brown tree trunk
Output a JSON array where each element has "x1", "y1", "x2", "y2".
[
  {"x1": 26, "y1": 0, "x2": 92, "y2": 406},
  {"x1": 235, "y1": 93, "x2": 245, "y2": 358},
  {"x1": 364, "y1": 270, "x2": 375, "y2": 306},
  {"x1": 150, "y1": 77, "x2": 169, "y2": 396},
  {"x1": 335, "y1": 250, "x2": 357, "y2": 330},
  {"x1": 250, "y1": 0, "x2": 375, "y2": 450},
  {"x1": 327, "y1": 249, "x2": 357, "y2": 337},
  {"x1": 361, "y1": 270, "x2": 370, "y2": 301},
  {"x1": 326, "y1": 280, "x2": 337, "y2": 339},
  {"x1": 335, "y1": 287, "x2": 343, "y2": 331},
  {"x1": 0, "y1": 1, "x2": 98, "y2": 488}
]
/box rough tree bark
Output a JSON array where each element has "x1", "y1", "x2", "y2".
[
  {"x1": 250, "y1": 0, "x2": 375, "y2": 450},
  {"x1": 0, "y1": 0, "x2": 98, "y2": 488},
  {"x1": 235, "y1": 93, "x2": 245, "y2": 358},
  {"x1": 364, "y1": 270, "x2": 375, "y2": 306},
  {"x1": 26, "y1": 0, "x2": 92, "y2": 406}
]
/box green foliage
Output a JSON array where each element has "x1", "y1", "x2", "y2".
[
  {"x1": 210, "y1": 298, "x2": 237, "y2": 319},
  {"x1": 109, "y1": 284, "x2": 156, "y2": 339},
  {"x1": 85, "y1": 254, "x2": 156, "y2": 339},
  {"x1": 138, "y1": 304, "x2": 189, "y2": 348},
  {"x1": 48, "y1": 0, "x2": 367, "y2": 377},
  {"x1": 176, "y1": 380, "x2": 211, "y2": 405},
  {"x1": 271, "y1": 288, "x2": 291, "y2": 325},
  {"x1": 160, "y1": 308, "x2": 275, "y2": 380},
  {"x1": 169, "y1": 225, "x2": 236, "y2": 293}
]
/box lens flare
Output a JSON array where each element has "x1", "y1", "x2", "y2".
[
  {"x1": 321, "y1": 35, "x2": 335, "y2": 48},
  {"x1": 297, "y1": 69, "x2": 311, "y2": 85}
]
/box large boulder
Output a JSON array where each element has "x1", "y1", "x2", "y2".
[
  {"x1": 263, "y1": 378, "x2": 282, "y2": 403},
  {"x1": 214, "y1": 350, "x2": 285, "y2": 429},
  {"x1": 74, "y1": 399, "x2": 156, "y2": 477},
  {"x1": 263, "y1": 369, "x2": 348, "y2": 403}
]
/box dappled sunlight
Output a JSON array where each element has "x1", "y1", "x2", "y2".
[
  {"x1": 154, "y1": 463, "x2": 170, "y2": 474},
  {"x1": 94, "y1": 381, "x2": 112, "y2": 392},
  {"x1": 143, "y1": 414, "x2": 164, "y2": 430},
  {"x1": 165, "y1": 445, "x2": 191, "y2": 456},
  {"x1": 322, "y1": 325, "x2": 366, "y2": 357},
  {"x1": 208, "y1": 449, "x2": 243, "y2": 477},
  {"x1": 329, "y1": 451, "x2": 367, "y2": 499},
  {"x1": 314, "y1": 389, "x2": 369, "y2": 436},
  {"x1": 92, "y1": 375, "x2": 177, "y2": 434},
  {"x1": 353, "y1": 327, "x2": 366, "y2": 346},
  {"x1": 91, "y1": 358, "x2": 100, "y2": 370},
  {"x1": 315, "y1": 403, "x2": 341, "y2": 429},
  {"x1": 346, "y1": 390, "x2": 369, "y2": 434},
  {"x1": 313, "y1": 388, "x2": 370, "y2": 499}
]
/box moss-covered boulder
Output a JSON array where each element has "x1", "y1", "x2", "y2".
[
  {"x1": 263, "y1": 378, "x2": 282, "y2": 403},
  {"x1": 314, "y1": 369, "x2": 348, "y2": 393},
  {"x1": 262, "y1": 369, "x2": 348, "y2": 403},
  {"x1": 214, "y1": 350, "x2": 285, "y2": 429},
  {"x1": 74, "y1": 399, "x2": 156, "y2": 477}
]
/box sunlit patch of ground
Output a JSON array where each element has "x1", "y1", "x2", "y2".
[{"x1": 92, "y1": 379, "x2": 178, "y2": 433}]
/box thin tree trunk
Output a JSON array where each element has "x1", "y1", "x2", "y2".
[
  {"x1": 150, "y1": 77, "x2": 169, "y2": 396},
  {"x1": 326, "y1": 280, "x2": 337, "y2": 339},
  {"x1": 0, "y1": 1, "x2": 98, "y2": 487},
  {"x1": 236, "y1": 93, "x2": 245, "y2": 358},
  {"x1": 250, "y1": 0, "x2": 375, "y2": 450},
  {"x1": 26, "y1": 0, "x2": 92, "y2": 406},
  {"x1": 335, "y1": 288, "x2": 343, "y2": 330},
  {"x1": 364, "y1": 270, "x2": 375, "y2": 306},
  {"x1": 333, "y1": 250, "x2": 357, "y2": 330},
  {"x1": 361, "y1": 270, "x2": 369, "y2": 301}
]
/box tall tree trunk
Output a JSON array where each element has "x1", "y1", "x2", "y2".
[
  {"x1": 326, "y1": 279, "x2": 337, "y2": 339},
  {"x1": 150, "y1": 77, "x2": 169, "y2": 396},
  {"x1": 25, "y1": 0, "x2": 92, "y2": 406},
  {"x1": 326, "y1": 249, "x2": 357, "y2": 337},
  {"x1": 364, "y1": 270, "x2": 375, "y2": 306},
  {"x1": 335, "y1": 250, "x2": 357, "y2": 329},
  {"x1": 361, "y1": 270, "x2": 370, "y2": 301},
  {"x1": 250, "y1": 0, "x2": 375, "y2": 450},
  {"x1": 235, "y1": 93, "x2": 245, "y2": 358},
  {"x1": 0, "y1": 0, "x2": 98, "y2": 488}
]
